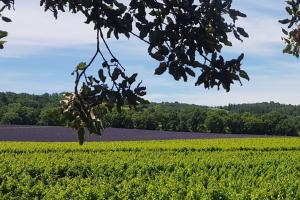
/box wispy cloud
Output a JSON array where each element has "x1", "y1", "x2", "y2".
[
  {"x1": 234, "y1": 0, "x2": 285, "y2": 13},
  {"x1": 224, "y1": 1, "x2": 287, "y2": 57},
  {"x1": 0, "y1": 1, "x2": 287, "y2": 58},
  {"x1": 1, "y1": 2, "x2": 95, "y2": 57}
]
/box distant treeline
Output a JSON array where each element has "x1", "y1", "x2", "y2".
[
  {"x1": 0, "y1": 92, "x2": 299, "y2": 136},
  {"x1": 221, "y1": 102, "x2": 300, "y2": 116}
]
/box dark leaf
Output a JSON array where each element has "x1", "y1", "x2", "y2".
[
  {"x1": 98, "y1": 69, "x2": 106, "y2": 82},
  {"x1": 2, "y1": 16, "x2": 12, "y2": 22},
  {"x1": 237, "y1": 27, "x2": 249, "y2": 38},
  {"x1": 154, "y1": 62, "x2": 167, "y2": 75},
  {"x1": 185, "y1": 67, "x2": 196, "y2": 77},
  {"x1": 112, "y1": 68, "x2": 121, "y2": 81},
  {"x1": 239, "y1": 70, "x2": 250, "y2": 81},
  {"x1": 279, "y1": 19, "x2": 290, "y2": 24}
]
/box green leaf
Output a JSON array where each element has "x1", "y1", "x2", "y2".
[
  {"x1": 128, "y1": 73, "x2": 138, "y2": 84},
  {"x1": 0, "y1": 41, "x2": 5, "y2": 49},
  {"x1": 229, "y1": 9, "x2": 247, "y2": 18},
  {"x1": 283, "y1": 44, "x2": 292, "y2": 53},
  {"x1": 154, "y1": 62, "x2": 167, "y2": 75},
  {"x1": 77, "y1": 62, "x2": 87, "y2": 70},
  {"x1": 114, "y1": 30, "x2": 119, "y2": 40},
  {"x1": 195, "y1": 73, "x2": 206, "y2": 86},
  {"x1": 114, "y1": 2, "x2": 126, "y2": 12},
  {"x1": 282, "y1": 28, "x2": 288, "y2": 35},
  {"x1": 237, "y1": 27, "x2": 249, "y2": 38},
  {"x1": 192, "y1": 61, "x2": 204, "y2": 68},
  {"x1": 102, "y1": 61, "x2": 109, "y2": 68},
  {"x1": 112, "y1": 68, "x2": 120, "y2": 81},
  {"x1": 286, "y1": 6, "x2": 293, "y2": 15},
  {"x1": 237, "y1": 53, "x2": 244, "y2": 62},
  {"x1": 140, "y1": 31, "x2": 148, "y2": 39},
  {"x1": 185, "y1": 67, "x2": 195, "y2": 77},
  {"x1": 279, "y1": 19, "x2": 290, "y2": 24},
  {"x1": 107, "y1": 28, "x2": 113, "y2": 39},
  {"x1": 0, "y1": 31, "x2": 8, "y2": 39},
  {"x1": 98, "y1": 69, "x2": 106, "y2": 82},
  {"x1": 150, "y1": 52, "x2": 164, "y2": 61},
  {"x1": 166, "y1": 17, "x2": 174, "y2": 24},
  {"x1": 239, "y1": 70, "x2": 250, "y2": 81},
  {"x1": 78, "y1": 127, "x2": 85, "y2": 145},
  {"x1": 2, "y1": 17, "x2": 12, "y2": 23},
  {"x1": 223, "y1": 40, "x2": 232, "y2": 46}
]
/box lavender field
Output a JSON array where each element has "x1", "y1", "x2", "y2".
[{"x1": 0, "y1": 125, "x2": 272, "y2": 142}]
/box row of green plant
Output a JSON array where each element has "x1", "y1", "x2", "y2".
[
  {"x1": 0, "y1": 138, "x2": 299, "y2": 199},
  {"x1": 1, "y1": 138, "x2": 299, "y2": 152}
]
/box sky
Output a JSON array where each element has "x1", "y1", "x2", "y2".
[{"x1": 0, "y1": 0, "x2": 299, "y2": 106}]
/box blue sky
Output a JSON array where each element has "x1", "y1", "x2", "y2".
[{"x1": 0, "y1": 0, "x2": 299, "y2": 106}]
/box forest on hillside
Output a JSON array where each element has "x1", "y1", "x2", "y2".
[{"x1": 0, "y1": 92, "x2": 299, "y2": 136}]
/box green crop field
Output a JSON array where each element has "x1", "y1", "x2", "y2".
[{"x1": 0, "y1": 138, "x2": 299, "y2": 200}]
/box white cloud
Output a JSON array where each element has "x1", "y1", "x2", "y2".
[
  {"x1": 1, "y1": 2, "x2": 96, "y2": 57},
  {"x1": 234, "y1": 0, "x2": 285, "y2": 12},
  {"x1": 0, "y1": 1, "x2": 140, "y2": 58},
  {"x1": 0, "y1": 1, "x2": 286, "y2": 58},
  {"x1": 227, "y1": 18, "x2": 283, "y2": 56}
]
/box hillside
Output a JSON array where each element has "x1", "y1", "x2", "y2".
[
  {"x1": 0, "y1": 92, "x2": 299, "y2": 136},
  {"x1": 221, "y1": 102, "x2": 300, "y2": 116}
]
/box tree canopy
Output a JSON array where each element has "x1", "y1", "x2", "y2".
[
  {"x1": 280, "y1": 0, "x2": 300, "y2": 57},
  {"x1": 0, "y1": 92, "x2": 299, "y2": 136},
  {"x1": 1, "y1": 0, "x2": 299, "y2": 143},
  {"x1": 0, "y1": 0, "x2": 13, "y2": 49}
]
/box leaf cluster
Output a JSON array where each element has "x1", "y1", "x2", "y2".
[
  {"x1": 61, "y1": 31, "x2": 147, "y2": 144},
  {"x1": 131, "y1": 0, "x2": 250, "y2": 91},
  {"x1": 40, "y1": 0, "x2": 249, "y2": 91},
  {"x1": 0, "y1": 0, "x2": 13, "y2": 49},
  {"x1": 38, "y1": 0, "x2": 249, "y2": 144},
  {"x1": 280, "y1": 0, "x2": 300, "y2": 57}
]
